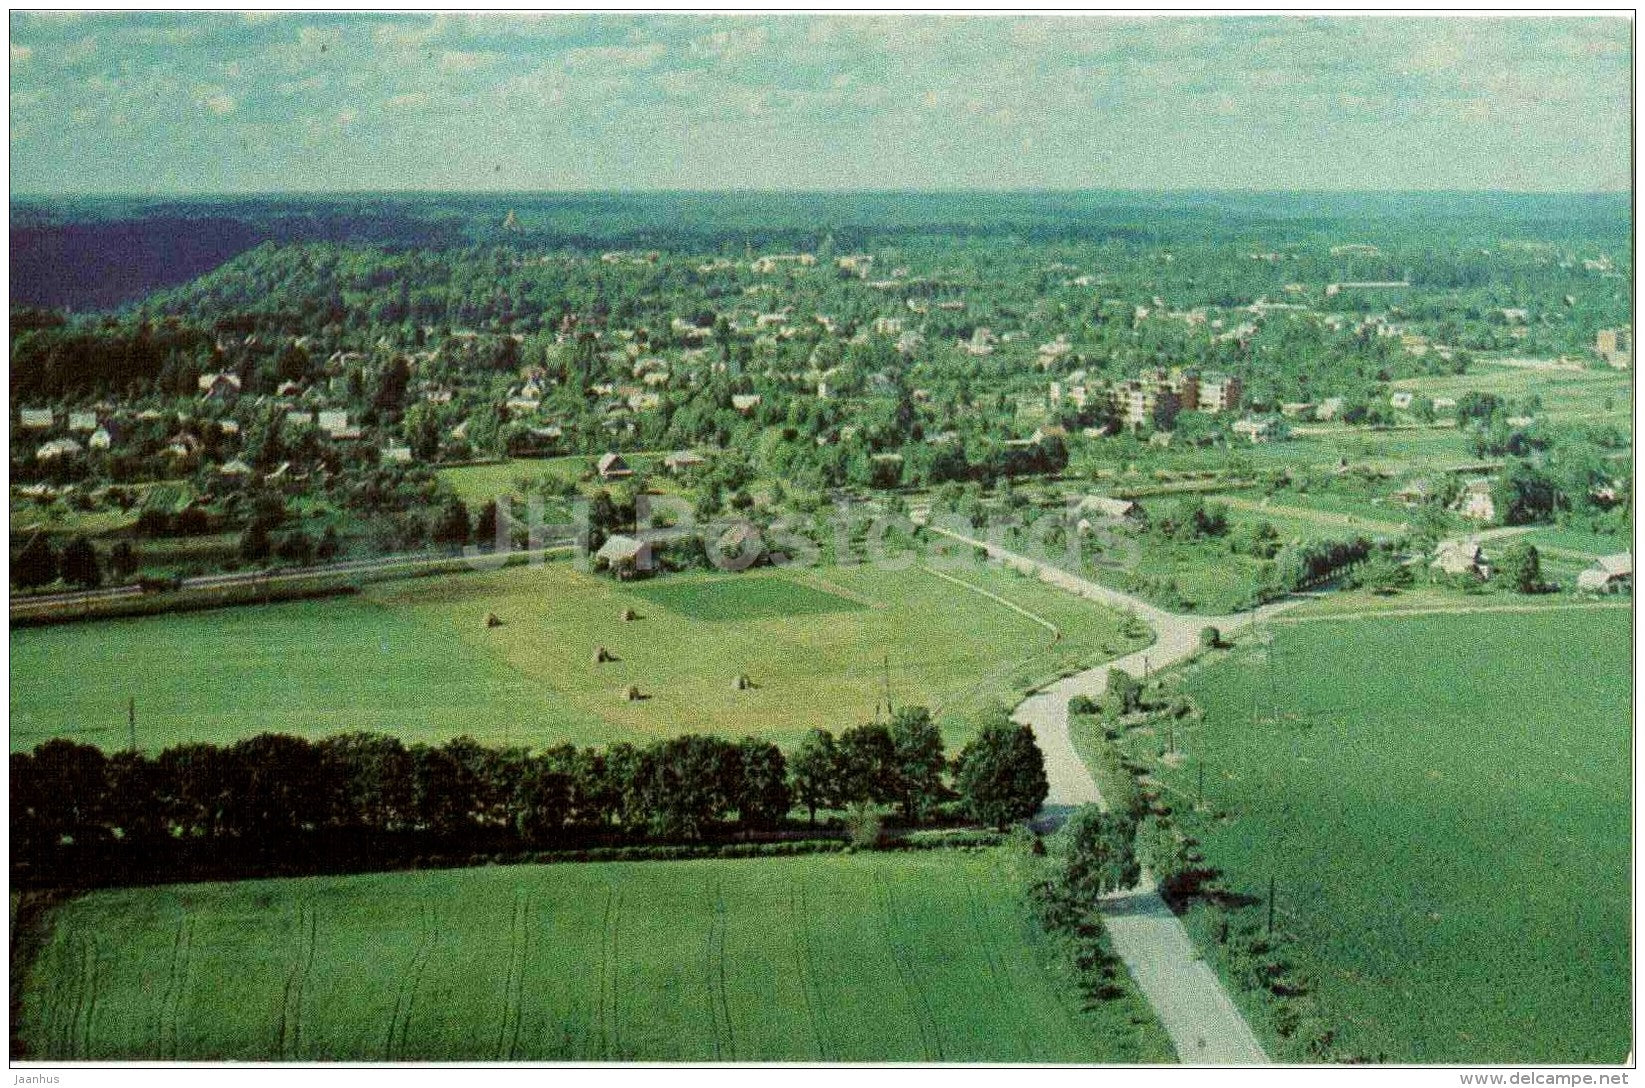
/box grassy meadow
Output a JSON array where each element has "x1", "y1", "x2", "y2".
[
  {"x1": 1100, "y1": 607, "x2": 1632, "y2": 1063},
  {"x1": 15, "y1": 850, "x2": 1173, "y2": 1063},
  {"x1": 10, "y1": 557, "x2": 1146, "y2": 754}
]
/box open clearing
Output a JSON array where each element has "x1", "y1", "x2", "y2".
[
  {"x1": 15, "y1": 850, "x2": 1173, "y2": 1063},
  {"x1": 1113, "y1": 608, "x2": 1631, "y2": 1063},
  {"x1": 10, "y1": 558, "x2": 1144, "y2": 753}
]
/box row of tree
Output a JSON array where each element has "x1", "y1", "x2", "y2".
[{"x1": 12, "y1": 707, "x2": 1049, "y2": 887}]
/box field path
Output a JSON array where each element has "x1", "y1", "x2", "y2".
[{"x1": 929, "y1": 523, "x2": 1279, "y2": 1066}]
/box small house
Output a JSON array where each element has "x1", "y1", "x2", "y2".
[
  {"x1": 1389, "y1": 392, "x2": 1414, "y2": 410},
  {"x1": 1076, "y1": 495, "x2": 1139, "y2": 523},
  {"x1": 88, "y1": 426, "x2": 113, "y2": 452},
  {"x1": 664, "y1": 450, "x2": 706, "y2": 474},
  {"x1": 317, "y1": 410, "x2": 350, "y2": 438},
  {"x1": 19, "y1": 409, "x2": 53, "y2": 431},
  {"x1": 1432, "y1": 539, "x2": 1488, "y2": 578},
  {"x1": 35, "y1": 438, "x2": 82, "y2": 461},
  {"x1": 731, "y1": 394, "x2": 762, "y2": 414},
  {"x1": 1390, "y1": 479, "x2": 1432, "y2": 507},
  {"x1": 597, "y1": 452, "x2": 633, "y2": 480},
  {"x1": 594, "y1": 534, "x2": 656, "y2": 579},
  {"x1": 381, "y1": 444, "x2": 413, "y2": 464},
  {"x1": 68, "y1": 411, "x2": 98, "y2": 433},
  {"x1": 1457, "y1": 479, "x2": 1496, "y2": 523},
  {"x1": 1577, "y1": 554, "x2": 1632, "y2": 594},
  {"x1": 198, "y1": 373, "x2": 242, "y2": 401},
  {"x1": 218, "y1": 458, "x2": 252, "y2": 478}
]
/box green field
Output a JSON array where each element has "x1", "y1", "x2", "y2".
[
  {"x1": 1105, "y1": 608, "x2": 1632, "y2": 1062},
  {"x1": 10, "y1": 558, "x2": 1146, "y2": 753},
  {"x1": 1392, "y1": 359, "x2": 1632, "y2": 426},
  {"x1": 15, "y1": 850, "x2": 1173, "y2": 1062},
  {"x1": 630, "y1": 574, "x2": 864, "y2": 621}
]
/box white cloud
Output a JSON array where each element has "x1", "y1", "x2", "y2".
[
  {"x1": 562, "y1": 42, "x2": 665, "y2": 71},
  {"x1": 689, "y1": 26, "x2": 769, "y2": 63},
  {"x1": 438, "y1": 50, "x2": 500, "y2": 74},
  {"x1": 279, "y1": 76, "x2": 328, "y2": 96}
]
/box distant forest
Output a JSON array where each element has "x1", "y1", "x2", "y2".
[{"x1": 11, "y1": 190, "x2": 1631, "y2": 312}]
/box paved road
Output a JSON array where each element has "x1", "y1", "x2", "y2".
[{"x1": 929, "y1": 524, "x2": 1274, "y2": 1066}]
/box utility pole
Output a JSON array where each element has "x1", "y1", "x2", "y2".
[
  {"x1": 1197, "y1": 763, "x2": 1204, "y2": 809},
  {"x1": 883, "y1": 653, "x2": 893, "y2": 718},
  {"x1": 128, "y1": 697, "x2": 137, "y2": 753},
  {"x1": 1267, "y1": 875, "x2": 1276, "y2": 937}
]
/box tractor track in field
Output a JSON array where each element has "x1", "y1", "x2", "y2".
[
  {"x1": 592, "y1": 887, "x2": 612, "y2": 1059},
  {"x1": 277, "y1": 902, "x2": 318, "y2": 1060},
  {"x1": 384, "y1": 902, "x2": 436, "y2": 1062},
  {"x1": 157, "y1": 916, "x2": 193, "y2": 1061},
  {"x1": 873, "y1": 872, "x2": 943, "y2": 1062},
  {"x1": 68, "y1": 936, "x2": 100, "y2": 1060},
  {"x1": 494, "y1": 890, "x2": 530, "y2": 1060},
  {"x1": 593, "y1": 886, "x2": 623, "y2": 1060},
  {"x1": 702, "y1": 876, "x2": 736, "y2": 1061},
  {"x1": 786, "y1": 884, "x2": 830, "y2": 1061},
  {"x1": 965, "y1": 883, "x2": 1034, "y2": 1059}
]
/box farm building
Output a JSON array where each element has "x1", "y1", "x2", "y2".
[
  {"x1": 664, "y1": 450, "x2": 707, "y2": 473},
  {"x1": 198, "y1": 372, "x2": 242, "y2": 400},
  {"x1": 1456, "y1": 479, "x2": 1496, "y2": 522},
  {"x1": 218, "y1": 458, "x2": 252, "y2": 478},
  {"x1": 68, "y1": 412, "x2": 98, "y2": 433},
  {"x1": 1577, "y1": 554, "x2": 1632, "y2": 594},
  {"x1": 19, "y1": 409, "x2": 54, "y2": 431},
  {"x1": 35, "y1": 438, "x2": 82, "y2": 461},
  {"x1": 1389, "y1": 391, "x2": 1415, "y2": 410},
  {"x1": 381, "y1": 444, "x2": 413, "y2": 464},
  {"x1": 1390, "y1": 479, "x2": 1432, "y2": 507},
  {"x1": 1432, "y1": 539, "x2": 1489, "y2": 578},
  {"x1": 1075, "y1": 495, "x2": 1140, "y2": 522},
  {"x1": 597, "y1": 452, "x2": 633, "y2": 479},
  {"x1": 731, "y1": 394, "x2": 763, "y2": 414},
  {"x1": 88, "y1": 426, "x2": 113, "y2": 451},
  {"x1": 594, "y1": 535, "x2": 656, "y2": 579}
]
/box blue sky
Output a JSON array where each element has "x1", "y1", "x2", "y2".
[{"x1": 8, "y1": 12, "x2": 1633, "y2": 195}]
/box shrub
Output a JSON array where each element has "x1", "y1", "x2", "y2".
[{"x1": 843, "y1": 801, "x2": 884, "y2": 848}]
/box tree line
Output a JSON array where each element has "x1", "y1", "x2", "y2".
[{"x1": 12, "y1": 705, "x2": 1048, "y2": 889}]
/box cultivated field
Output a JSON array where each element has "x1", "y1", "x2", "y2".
[
  {"x1": 15, "y1": 850, "x2": 1173, "y2": 1062},
  {"x1": 1111, "y1": 608, "x2": 1632, "y2": 1062},
  {"x1": 10, "y1": 558, "x2": 1146, "y2": 753}
]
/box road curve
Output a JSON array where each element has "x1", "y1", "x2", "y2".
[{"x1": 930, "y1": 523, "x2": 1277, "y2": 1066}]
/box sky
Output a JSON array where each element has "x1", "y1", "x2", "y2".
[{"x1": 7, "y1": 12, "x2": 1634, "y2": 195}]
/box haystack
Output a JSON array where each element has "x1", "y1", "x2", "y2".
[
  {"x1": 624, "y1": 685, "x2": 642, "y2": 701},
  {"x1": 733, "y1": 674, "x2": 752, "y2": 691},
  {"x1": 484, "y1": 612, "x2": 503, "y2": 628},
  {"x1": 621, "y1": 607, "x2": 638, "y2": 622},
  {"x1": 593, "y1": 646, "x2": 613, "y2": 664}
]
